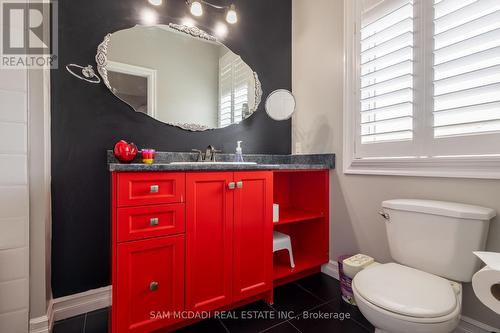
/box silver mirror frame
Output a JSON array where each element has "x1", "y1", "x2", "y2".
[
  {"x1": 95, "y1": 23, "x2": 263, "y2": 132},
  {"x1": 265, "y1": 89, "x2": 296, "y2": 121}
]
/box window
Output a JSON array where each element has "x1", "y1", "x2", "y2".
[
  {"x1": 219, "y1": 52, "x2": 252, "y2": 127},
  {"x1": 344, "y1": 0, "x2": 500, "y2": 178}
]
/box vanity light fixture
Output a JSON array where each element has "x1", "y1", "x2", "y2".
[
  {"x1": 186, "y1": 0, "x2": 238, "y2": 24},
  {"x1": 148, "y1": 0, "x2": 163, "y2": 6}
]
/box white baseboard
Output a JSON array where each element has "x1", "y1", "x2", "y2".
[
  {"x1": 320, "y1": 259, "x2": 498, "y2": 333},
  {"x1": 456, "y1": 316, "x2": 499, "y2": 333},
  {"x1": 321, "y1": 260, "x2": 339, "y2": 279},
  {"x1": 29, "y1": 286, "x2": 111, "y2": 333},
  {"x1": 52, "y1": 285, "x2": 111, "y2": 322}
]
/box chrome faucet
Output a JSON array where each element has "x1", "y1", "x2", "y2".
[{"x1": 192, "y1": 145, "x2": 221, "y2": 162}]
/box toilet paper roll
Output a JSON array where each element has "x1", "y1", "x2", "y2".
[{"x1": 472, "y1": 252, "x2": 500, "y2": 314}]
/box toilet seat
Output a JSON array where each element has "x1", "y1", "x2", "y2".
[
  {"x1": 353, "y1": 263, "x2": 458, "y2": 319},
  {"x1": 352, "y1": 263, "x2": 462, "y2": 333},
  {"x1": 353, "y1": 284, "x2": 461, "y2": 324}
]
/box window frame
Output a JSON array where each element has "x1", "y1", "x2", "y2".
[{"x1": 343, "y1": 0, "x2": 500, "y2": 179}]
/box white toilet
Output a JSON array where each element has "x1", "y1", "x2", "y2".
[{"x1": 352, "y1": 199, "x2": 496, "y2": 333}]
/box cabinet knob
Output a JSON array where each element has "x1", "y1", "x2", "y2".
[
  {"x1": 228, "y1": 182, "x2": 236, "y2": 190},
  {"x1": 150, "y1": 218, "x2": 159, "y2": 226},
  {"x1": 150, "y1": 281, "x2": 159, "y2": 291},
  {"x1": 150, "y1": 185, "x2": 159, "y2": 193},
  {"x1": 236, "y1": 181, "x2": 243, "y2": 189}
]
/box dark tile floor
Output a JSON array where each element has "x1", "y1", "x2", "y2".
[{"x1": 53, "y1": 273, "x2": 374, "y2": 333}]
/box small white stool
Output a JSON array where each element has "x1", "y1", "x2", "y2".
[{"x1": 273, "y1": 231, "x2": 295, "y2": 268}]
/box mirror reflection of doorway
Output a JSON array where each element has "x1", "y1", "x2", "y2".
[{"x1": 106, "y1": 61, "x2": 157, "y2": 118}]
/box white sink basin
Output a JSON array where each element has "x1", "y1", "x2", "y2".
[{"x1": 170, "y1": 161, "x2": 257, "y2": 165}]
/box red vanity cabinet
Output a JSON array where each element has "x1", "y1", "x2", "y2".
[{"x1": 111, "y1": 169, "x2": 329, "y2": 333}]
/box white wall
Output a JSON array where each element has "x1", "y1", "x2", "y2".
[
  {"x1": 292, "y1": 0, "x2": 500, "y2": 329},
  {"x1": 0, "y1": 68, "x2": 30, "y2": 332}
]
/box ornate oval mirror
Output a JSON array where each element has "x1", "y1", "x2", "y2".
[
  {"x1": 265, "y1": 89, "x2": 296, "y2": 121},
  {"x1": 96, "y1": 24, "x2": 262, "y2": 131}
]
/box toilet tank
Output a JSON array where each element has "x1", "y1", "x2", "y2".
[{"x1": 381, "y1": 199, "x2": 495, "y2": 282}]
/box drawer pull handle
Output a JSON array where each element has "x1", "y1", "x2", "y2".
[
  {"x1": 150, "y1": 218, "x2": 159, "y2": 226},
  {"x1": 150, "y1": 281, "x2": 159, "y2": 291},
  {"x1": 150, "y1": 185, "x2": 159, "y2": 193},
  {"x1": 228, "y1": 182, "x2": 236, "y2": 190},
  {"x1": 236, "y1": 181, "x2": 243, "y2": 189}
]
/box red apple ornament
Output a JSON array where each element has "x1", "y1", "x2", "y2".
[{"x1": 114, "y1": 140, "x2": 138, "y2": 163}]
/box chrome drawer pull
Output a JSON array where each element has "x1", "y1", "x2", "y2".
[
  {"x1": 149, "y1": 281, "x2": 159, "y2": 291},
  {"x1": 150, "y1": 185, "x2": 159, "y2": 193},
  {"x1": 150, "y1": 218, "x2": 159, "y2": 226},
  {"x1": 236, "y1": 181, "x2": 243, "y2": 189},
  {"x1": 228, "y1": 182, "x2": 236, "y2": 190}
]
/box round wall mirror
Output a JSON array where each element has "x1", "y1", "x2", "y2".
[{"x1": 265, "y1": 89, "x2": 296, "y2": 121}]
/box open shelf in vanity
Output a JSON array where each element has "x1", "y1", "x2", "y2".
[{"x1": 272, "y1": 170, "x2": 330, "y2": 283}]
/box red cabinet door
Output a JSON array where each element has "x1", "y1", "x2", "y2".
[
  {"x1": 185, "y1": 172, "x2": 233, "y2": 312},
  {"x1": 233, "y1": 172, "x2": 273, "y2": 301},
  {"x1": 116, "y1": 235, "x2": 185, "y2": 333}
]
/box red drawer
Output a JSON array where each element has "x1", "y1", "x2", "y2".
[
  {"x1": 117, "y1": 172, "x2": 185, "y2": 207},
  {"x1": 117, "y1": 204, "x2": 185, "y2": 242}
]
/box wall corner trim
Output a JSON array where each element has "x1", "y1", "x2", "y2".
[
  {"x1": 320, "y1": 260, "x2": 498, "y2": 333},
  {"x1": 29, "y1": 300, "x2": 54, "y2": 333}
]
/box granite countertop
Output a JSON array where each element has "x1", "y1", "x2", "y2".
[{"x1": 108, "y1": 151, "x2": 335, "y2": 172}]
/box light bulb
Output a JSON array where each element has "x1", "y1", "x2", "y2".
[
  {"x1": 214, "y1": 22, "x2": 228, "y2": 39},
  {"x1": 141, "y1": 8, "x2": 158, "y2": 25},
  {"x1": 226, "y1": 4, "x2": 237, "y2": 24},
  {"x1": 181, "y1": 17, "x2": 196, "y2": 27},
  {"x1": 148, "y1": 0, "x2": 162, "y2": 6},
  {"x1": 190, "y1": 1, "x2": 203, "y2": 17}
]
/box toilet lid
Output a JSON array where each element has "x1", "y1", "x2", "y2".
[{"x1": 353, "y1": 263, "x2": 457, "y2": 318}]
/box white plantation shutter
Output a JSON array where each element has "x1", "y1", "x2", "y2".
[
  {"x1": 232, "y1": 57, "x2": 251, "y2": 122},
  {"x1": 218, "y1": 53, "x2": 251, "y2": 127},
  {"x1": 356, "y1": 0, "x2": 415, "y2": 156},
  {"x1": 349, "y1": 0, "x2": 500, "y2": 161},
  {"x1": 219, "y1": 60, "x2": 233, "y2": 127},
  {"x1": 432, "y1": 0, "x2": 500, "y2": 153}
]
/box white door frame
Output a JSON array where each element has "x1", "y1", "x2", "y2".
[{"x1": 106, "y1": 61, "x2": 157, "y2": 118}]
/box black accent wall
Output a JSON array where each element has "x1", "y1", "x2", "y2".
[{"x1": 51, "y1": 0, "x2": 291, "y2": 297}]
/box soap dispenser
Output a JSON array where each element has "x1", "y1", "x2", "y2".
[{"x1": 234, "y1": 141, "x2": 244, "y2": 163}]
